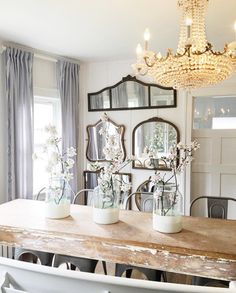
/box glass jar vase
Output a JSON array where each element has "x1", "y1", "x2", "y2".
[
  {"x1": 45, "y1": 178, "x2": 71, "y2": 219},
  {"x1": 93, "y1": 186, "x2": 121, "y2": 224},
  {"x1": 153, "y1": 183, "x2": 182, "y2": 233}
]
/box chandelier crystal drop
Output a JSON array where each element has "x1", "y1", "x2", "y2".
[{"x1": 133, "y1": 0, "x2": 236, "y2": 90}]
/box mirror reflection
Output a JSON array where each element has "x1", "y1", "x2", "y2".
[
  {"x1": 83, "y1": 170, "x2": 132, "y2": 207},
  {"x1": 89, "y1": 90, "x2": 110, "y2": 110},
  {"x1": 111, "y1": 81, "x2": 148, "y2": 108},
  {"x1": 86, "y1": 119, "x2": 126, "y2": 162},
  {"x1": 133, "y1": 118, "x2": 179, "y2": 170}
]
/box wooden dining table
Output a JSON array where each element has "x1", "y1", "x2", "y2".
[{"x1": 0, "y1": 199, "x2": 235, "y2": 281}]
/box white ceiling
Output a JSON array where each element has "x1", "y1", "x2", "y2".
[{"x1": 0, "y1": 0, "x2": 235, "y2": 62}]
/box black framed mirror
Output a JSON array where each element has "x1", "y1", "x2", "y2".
[
  {"x1": 86, "y1": 118, "x2": 126, "y2": 162},
  {"x1": 88, "y1": 75, "x2": 177, "y2": 111},
  {"x1": 132, "y1": 117, "x2": 180, "y2": 170}
]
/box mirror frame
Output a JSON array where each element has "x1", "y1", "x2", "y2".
[
  {"x1": 132, "y1": 117, "x2": 180, "y2": 170},
  {"x1": 86, "y1": 118, "x2": 126, "y2": 162},
  {"x1": 88, "y1": 75, "x2": 177, "y2": 111}
]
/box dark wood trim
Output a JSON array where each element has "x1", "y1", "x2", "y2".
[
  {"x1": 88, "y1": 75, "x2": 177, "y2": 112},
  {"x1": 132, "y1": 117, "x2": 180, "y2": 171},
  {"x1": 86, "y1": 118, "x2": 126, "y2": 162}
]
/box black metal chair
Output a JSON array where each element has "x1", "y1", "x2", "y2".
[
  {"x1": 190, "y1": 195, "x2": 236, "y2": 287},
  {"x1": 53, "y1": 189, "x2": 107, "y2": 274},
  {"x1": 115, "y1": 180, "x2": 165, "y2": 282},
  {"x1": 14, "y1": 188, "x2": 54, "y2": 266}
]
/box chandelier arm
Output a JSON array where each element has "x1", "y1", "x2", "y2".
[{"x1": 143, "y1": 56, "x2": 156, "y2": 67}]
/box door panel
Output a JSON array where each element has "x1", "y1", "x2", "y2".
[{"x1": 191, "y1": 130, "x2": 236, "y2": 219}]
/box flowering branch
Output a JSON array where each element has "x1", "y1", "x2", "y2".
[
  {"x1": 33, "y1": 124, "x2": 77, "y2": 205},
  {"x1": 151, "y1": 140, "x2": 200, "y2": 216}
]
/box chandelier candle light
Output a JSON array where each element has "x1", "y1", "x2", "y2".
[{"x1": 133, "y1": 0, "x2": 236, "y2": 89}]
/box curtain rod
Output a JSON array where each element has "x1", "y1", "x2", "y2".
[{"x1": 1, "y1": 42, "x2": 81, "y2": 65}]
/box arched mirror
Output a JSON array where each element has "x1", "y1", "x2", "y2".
[
  {"x1": 86, "y1": 118, "x2": 126, "y2": 162},
  {"x1": 132, "y1": 117, "x2": 180, "y2": 170}
]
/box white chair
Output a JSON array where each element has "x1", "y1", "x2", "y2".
[{"x1": 0, "y1": 257, "x2": 235, "y2": 293}]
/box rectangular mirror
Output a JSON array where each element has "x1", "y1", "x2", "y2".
[
  {"x1": 88, "y1": 90, "x2": 110, "y2": 110},
  {"x1": 150, "y1": 87, "x2": 176, "y2": 107}
]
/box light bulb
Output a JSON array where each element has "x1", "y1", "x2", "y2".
[
  {"x1": 185, "y1": 18, "x2": 193, "y2": 26},
  {"x1": 185, "y1": 18, "x2": 192, "y2": 40},
  {"x1": 144, "y1": 28, "x2": 151, "y2": 41},
  {"x1": 234, "y1": 21, "x2": 236, "y2": 31},
  {"x1": 136, "y1": 44, "x2": 143, "y2": 57}
]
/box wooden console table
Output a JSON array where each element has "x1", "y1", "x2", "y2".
[{"x1": 0, "y1": 199, "x2": 235, "y2": 281}]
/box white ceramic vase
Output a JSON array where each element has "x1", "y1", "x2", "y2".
[
  {"x1": 153, "y1": 214, "x2": 182, "y2": 233},
  {"x1": 93, "y1": 186, "x2": 120, "y2": 225},
  {"x1": 93, "y1": 207, "x2": 119, "y2": 225},
  {"x1": 45, "y1": 199, "x2": 70, "y2": 219}
]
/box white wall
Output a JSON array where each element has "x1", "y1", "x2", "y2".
[
  {"x1": 33, "y1": 57, "x2": 58, "y2": 97},
  {"x1": 79, "y1": 59, "x2": 189, "y2": 211}
]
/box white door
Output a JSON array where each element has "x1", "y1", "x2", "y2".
[{"x1": 191, "y1": 129, "x2": 236, "y2": 219}]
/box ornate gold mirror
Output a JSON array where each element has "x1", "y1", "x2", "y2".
[{"x1": 132, "y1": 117, "x2": 180, "y2": 170}]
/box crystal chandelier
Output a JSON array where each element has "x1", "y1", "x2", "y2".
[{"x1": 133, "y1": 0, "x2": 236, "y2": 90}]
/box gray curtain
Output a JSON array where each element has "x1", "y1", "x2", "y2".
[
  {"x1": 57, "y1": 60, "x2": 79, "y2": 193},
  {"x1": 3, "y1": 47, "x2": 34, "y2": 201}
]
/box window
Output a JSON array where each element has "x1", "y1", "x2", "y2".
[
  {"x1": 33, "y1": 96, "x2": 61, "y2": 195},
  {"x1": 193, "y1": 96, "x2": 236, "y2": 129}
]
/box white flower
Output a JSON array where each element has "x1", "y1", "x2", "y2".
[
  {"x1": 45, "y1": 164, "x2": 53, "y2": 173},
  {"x1": 32, "y1": 153, "x2": 38, "y2": 160},
  {"x1": 67, "y1": 147, "x2": 77, "y2": 157},
  {"x1": 66, "y1": 158, "x2": 75, "y2": 169},
  {"x1": 64, "y1": 173, "x2": 74, "y2": 182},
  {"x1": 51, "y1": 152, "x2": 59, "y2": 165},
  {"x1": 46, "y1": 137, "x2": 57, "y2": 146},
  {"x1": 98, "y1": 128, "x2": 106, "y2": 135},
  {"x1": 45, "y1": 124, "x2": 57, "y2": 136},
  {"x1": 151, "y1": 173, "x2": 162, "y2": 184}
]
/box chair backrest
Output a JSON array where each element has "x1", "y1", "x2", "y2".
[
  {"x1": 0, "y1": 257, "x2": 234, "y2": 293},
  {"x1": 134, "y1": 179, "x2": 154, "y2": 212},
  {"x1": 190, "y1": 196, "x2": 236, "y2": 219},
  {"x1": 35, "y1": 187, "x2": 46, "y2": 201},
  {"x1": 124, "y1": 191, "x2": 153, "y2": 212},
  {"x1": 73, "y1": 189, "x2": 94, "y2": 205}
]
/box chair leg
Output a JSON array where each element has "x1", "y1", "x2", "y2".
[
  {"x1": 126, "y1": 269, "x2": 132, "y2": 278},
  {"x1": 70, "y1": 264, "x2": 76, "y2": 271},
  {"x1": 162, "y1": 271, "x2": 168, "y2": 282},
  {"x1": 102, "y1": 261, "x2": 107, "y2": 275}
]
